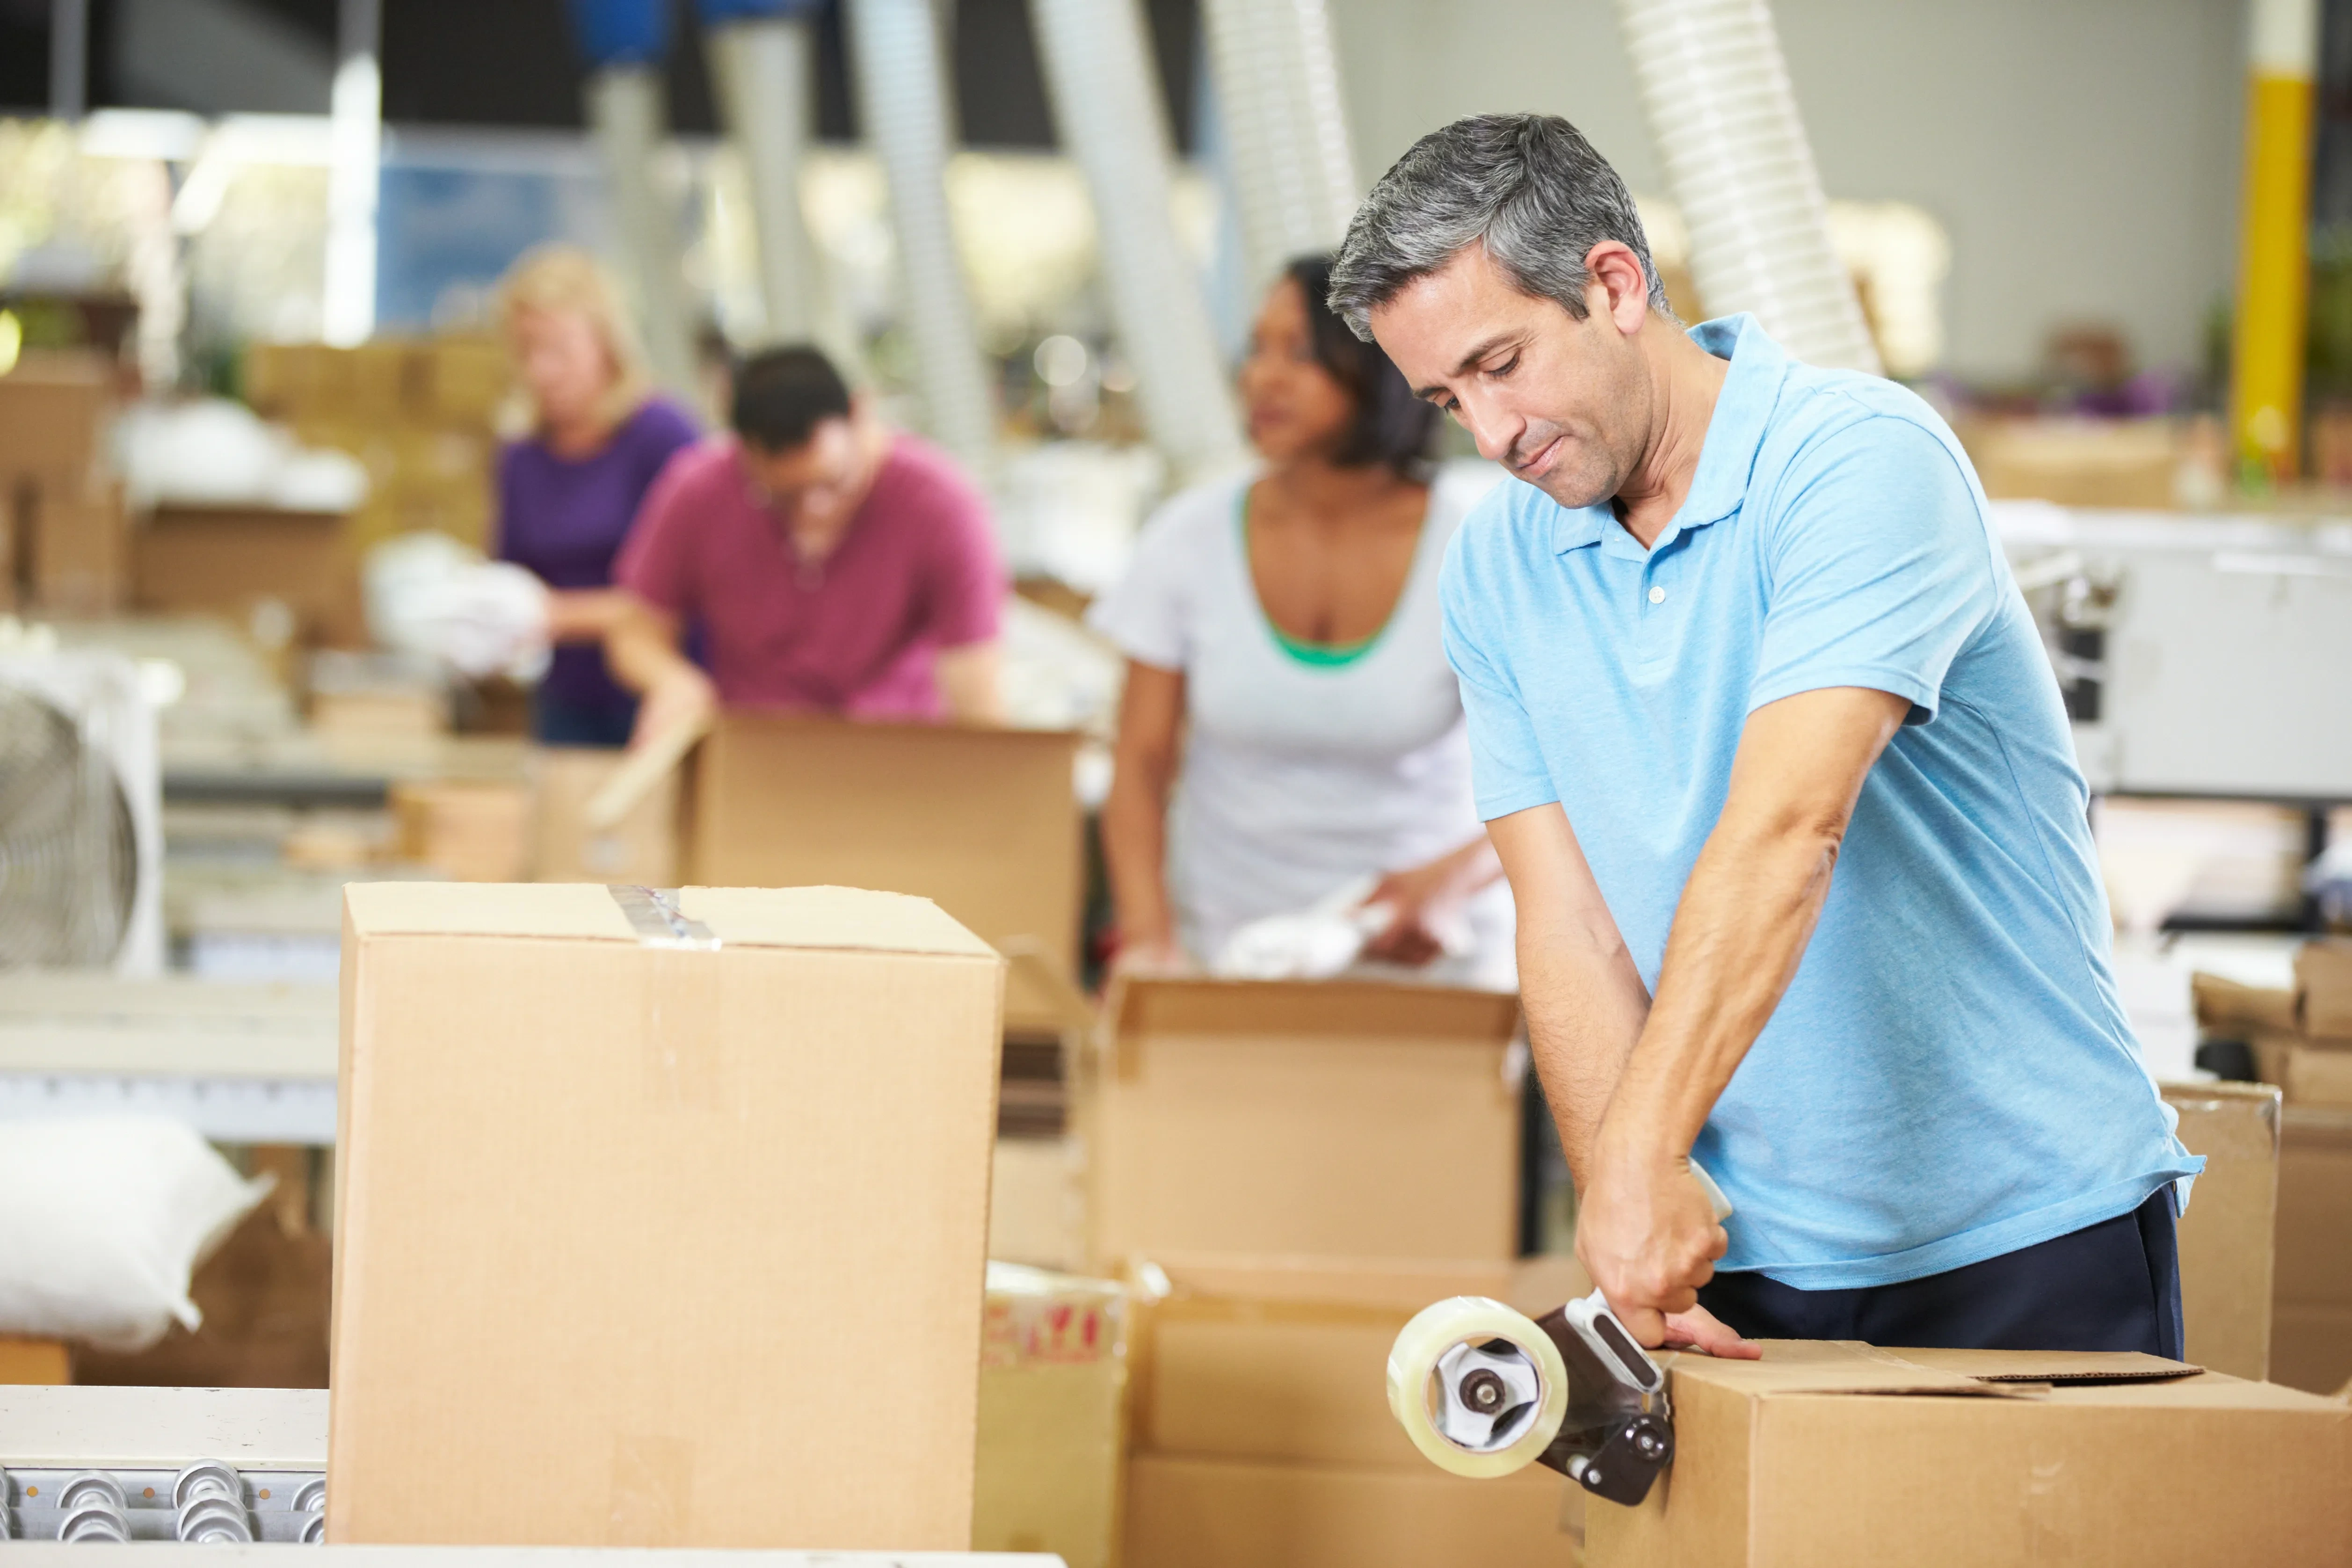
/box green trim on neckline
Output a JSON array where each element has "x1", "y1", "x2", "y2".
[{"x1": 1238, "y1": 483, "x2": 1401, "y2": 671}]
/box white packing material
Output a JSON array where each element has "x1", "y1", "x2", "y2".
[
  {"x1": 1212, "y1": 873, "x2": 1474, "y2": 981},
  {"x1": 363, "y1": 531, "x2": 552, "y2": 682},
  {"x1": 0, "y1": 1115, "x2": 272, "y2": 1351}
]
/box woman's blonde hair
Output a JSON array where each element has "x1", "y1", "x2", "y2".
[{"x1": 496, "y1": 243, "x2": 653, "y2": 433}]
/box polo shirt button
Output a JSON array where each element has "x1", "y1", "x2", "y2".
[{"x1": 1648, "y1": 585, "x2": 1666, "y2": 604}]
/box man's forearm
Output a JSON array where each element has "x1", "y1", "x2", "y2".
[
  {"x1": 604, "y1": 611, "x2": 694, "y2": 696},
  {"x1": 1519, "y1": 909, "x2": 1650, "y2": 1188}
]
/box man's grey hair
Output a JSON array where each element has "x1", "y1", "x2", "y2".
[{"x1": 1328, "y1": 114, "x2": 1671, "y2": 342}]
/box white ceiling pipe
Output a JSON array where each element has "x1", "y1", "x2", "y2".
[
  {"x1": 704, "y1": 15, "x2": 848, "y2": 358},
  {"x1": 845, "y1": 0, "x2": 1000, "y2": 477},
  {"x1": 1616, "y1": 0, "x2": 1880, "y2": 373},
  {"x1": 1029, "y1": 0, "x2": 1247, "y2": 482},
  {"x1": 1200, "y1": 0, "x2": 1359, "y2": 292}
]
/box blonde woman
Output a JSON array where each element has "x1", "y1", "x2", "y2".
[{"x1": 495, "y1": 245, "x2": 701, "y2": 745}]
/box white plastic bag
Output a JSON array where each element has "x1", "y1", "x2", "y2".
[
  {"x1": 0, "y1": 1116, "x2": 272, "y2": 1351},
  {"x1": 364, "y1": 531, "x2": 552, "y2": 682}
]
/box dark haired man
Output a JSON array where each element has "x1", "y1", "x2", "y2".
[
  {"x1": 1331, "y1": 115, "x2": 2198, "y2": 1357},
  {"x1": 608, "y1": 345, "x2": 1006, "y2": 744}
]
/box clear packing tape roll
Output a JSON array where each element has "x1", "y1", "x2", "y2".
[{"x1": 1387, "y1": 1296, "x2": 1569, "y2": 1479}]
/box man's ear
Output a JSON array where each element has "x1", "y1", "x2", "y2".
[{"x1": 1583, "y1": 241, "x2": 1654, "y2": 336}]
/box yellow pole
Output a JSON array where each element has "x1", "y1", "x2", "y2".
[{"x1": 2230, "y1": 0, "x2": 2319, "y2": 486}]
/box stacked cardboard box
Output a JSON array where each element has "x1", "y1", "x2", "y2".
[
  {"x1": 387, "y1": 780, "x2": 533, "y2": 883},
  {"x1": 2273, "y1": 1105, "x2": 2352, "y2": 1395},
  {"x1": 1957, "y1": 415, "x2": 2185, "y2": 509},
  {"x1": 1123, "y1": 1257, "x2": 1583, "y2": 1568},
  {"x1": 0, "y1": 351, "x2": 127, "y2": 615},
  {"x1": 329, "y1": 883, "x2": 1005, "y2": 1547},
  {"x1": 2192, "y1": 945, "x2": 2352, "y2": 1107},
  {"x1": 133, "y1": 504, "x2": 363, "y2": 647},
  {"x1": 244, "y1": 337, "x2": 506, "y2": 552},
  {"x1": 1587, "y1": 1343, "x2": 2350, "y2": 1566},
  {"x1": 975, "y1": 1263, "x2": 1129, "y2": 1568}
]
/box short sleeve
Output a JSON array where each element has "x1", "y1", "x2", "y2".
[
  {"x1": 916, "y1": 472, "x2": 1009, "y2": 649},
  {"x1": 613, "y1": 442, "x2": 709, "y2": 617},
  {"x1": 1084, "y1": 488, "x2": 1221, "y2": 671},
  {"x1": 1747, "y1": 418, "x2": 1999, "y2": 726},
  {"x1": 1440, "y1": 525, "x2": 1559, "y2": 821}
]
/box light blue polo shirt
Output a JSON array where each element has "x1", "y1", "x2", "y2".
[{"x1": 1442, "y1": 314, "x2": 2199, "y2": 1291}]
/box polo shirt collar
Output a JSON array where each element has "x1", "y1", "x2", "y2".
[{"x1": 1551, "y1": 312, "x2": 1788, "y2": 555}]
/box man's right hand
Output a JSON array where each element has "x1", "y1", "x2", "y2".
[
  {"x1": 631, "y1": 665, "x2": 717, "y2": 751},
  {"x1": 1575, "y1": 1137, "x2": 1733, "y2": 1348}
]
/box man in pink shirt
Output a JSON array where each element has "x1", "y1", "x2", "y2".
[{"x1": 607, "y1": 346, "x2": 1008, "y2": 746}]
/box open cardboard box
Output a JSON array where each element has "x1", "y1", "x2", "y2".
[
  {"x1": 1085, "y1": 977, "x2": 1523, "y2": 1268},
  {"x1": 1590, "y1": 1341, "x2": 2351, "y2": 1567},
  {"x1": 686, "y1": 714, "x2": 1085, "y2": 1033}
]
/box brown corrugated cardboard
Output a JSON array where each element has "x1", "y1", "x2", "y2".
[
  {"x1": 1129, "y1": 1256, "x2": 1590, "y2": 1472},
  {"x1": 2160, "y1": 1081, "x2": 2280, "y2": 1379},
  {"x1": 2273, "y1": 1106, "x2": 2352, "y2": 1394},
  {"x1": 2193, "y1": 971, "x2": 2301, "y2": 1036},
  {"x1": 133, "y1": 505, "x2": 362, "y2": 646},
  {"x1": 387, "y1": 780, "x2": 531, "y2": 882},
  {"x1": 1087, "y1": 979, "x2": 1522, "y2": 1266},
  {"x1": 6, "y1": 468, "x2": 126, "y2": 615},
  {"x1": 992, "y1": 1136, "x2": 1086, "y2": 1272},
  {"x1": 975, "y1": 1263, "x2": 1128, "y2": 1568},
  {"x1": 531, "y1": 747, "x2": 680, "y2": 886},
  {"x1": 1588, "y1": 1341, "x2": 2352, "y2": 1568},
  {"x1": 688, "y1": 715, "x2": 1082, "y2": 1029},
  {"x1": 0, "y1": 353, "x2": 110, "y2": 479},
  {"x1": 329, "y1": 883, "x2": 1005, "y2": 1548},
  {"x1": 1125, "y1": 1455, "x2": 1571, "y2": 1568},
  {"x1": 2297, "y1": 940, "x2": 2352, "y2": 1039}
]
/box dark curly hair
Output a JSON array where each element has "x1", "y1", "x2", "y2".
[{"x1": 1281, "y1": 254, "x2": 1438, "y2": 478}]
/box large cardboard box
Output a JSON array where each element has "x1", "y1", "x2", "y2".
[
  {"x1": 2272, "y1": 1105, "x2": 2352, "y2": 1395},
  {"x1": 2160, "y1": 1080, "x2": 2280, "y2": 1379},
  {"x1": 1587, "y1": 1342, "x2": 2352, "y2": 1568},
  {"x1": 975, "y1": 1263, "x2": 1129, "y2": 1568},
  {"x1": 1122, "y1": 1256, "x2": 1585, "y2": 1568},
  {"x1": 329, "y1": 883, "x2": 1005, "y2": 1547},
  {"x1": 0, "y1": 353, "x2": 110, "y2": 479},
  {"x1": 530, "y1": 746, "x2": 680, "y2": 886},
  {"x1": 3, "y1": 469, "x2": 126, "y2": 615},
  {"x1": 2297, "y1": 939, "x2": 2352, "y2": 1040},
  {"x1": 687, "y1": 715, "x2": 1082, "y2": 1028},
  {"x1": 133, "y1": 505, "x2": 362, "y2": 646},
  {"x1": 1088, "y1": 979, "x2": 1523, "y2": 1266}
]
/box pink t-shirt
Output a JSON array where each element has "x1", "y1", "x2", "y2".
[{"x1": 617, "y1": 432, "x2": 1007, "y2": 718}]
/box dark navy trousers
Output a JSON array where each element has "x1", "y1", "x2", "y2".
[{"x1": 1697, "y1": 1188, "x2": 2185, "y2": 1358}]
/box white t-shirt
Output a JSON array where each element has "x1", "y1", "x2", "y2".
[{"x1": 1089, "y1": 462, "x2": 1514, "y2": 986}]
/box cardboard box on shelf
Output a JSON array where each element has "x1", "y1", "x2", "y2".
[
  {"x1": 530, "y1": 747, "x2": 680, "y2": 886},
  {"x1": 420, "y1": 336, "x2": 510, "y2": 423},
  {"x1": 688, "y1": 715, "x2": 1084, "y2": 1029},
  {"x1": 2272, "y1": 1105, "x2": 2352, "y2": 1395},
  {"x1": 975, "y1": 1263, "x2": 1128, "y2": 1568},
  {"x1": 1586, "y1": 1342, "x2": 2352, "y2": 1568},
  {"x1": 1121, "y1": 1256, "x2": 1585, "y2": 1568},
  {"x1": 329, "y1": 883, "x2": 1005, "y2": 1547},
  {"x1": 1960, "y1": 415, "x2": 2184, "y2": 509},
  {"x1": 2, "y1": 467, "x2": 126, "y2": 615},
  {"x1": 387, "y1": 780, "x2": 531, "y2": 883},
  {"x1": 0, "y1": 351, "x2": 111, "y2": 479},
  {"x1": 2191, "y1": 969, "x2": 2352, "y2": 1106},
  {"x1": 2159, "y1": 1081, "x2": 2280, "y2": 1379},
  {"x1": 132, "y1": 505, "x2": 362, "y2": 646},
  {"x1": 1087, "y1": 978, "x2": 1523, "y2": 1267},
  {"x1": 2296, "y1": 939, "x2": 2352, "y2": 1039}
]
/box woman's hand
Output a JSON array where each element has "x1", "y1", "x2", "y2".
[
  {"x1": 1112, "y1": 933, "x2": 1195, "y2": 978},
  {"x1": 1358, "y1": 836, "x2": 1504, "y2": 966}
]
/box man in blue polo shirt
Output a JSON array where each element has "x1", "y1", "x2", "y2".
[{"x1": 1328, "y1": 114, "x2": 2198, "y2": 1358}]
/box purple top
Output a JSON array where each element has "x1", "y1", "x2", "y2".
[{"x1": 495, "y1": 397, "x2": 702, "y2": 718}]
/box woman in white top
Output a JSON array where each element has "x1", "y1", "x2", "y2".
[{"x1": 1090, "y1": 254, "x2": 1511, "y2": 987}]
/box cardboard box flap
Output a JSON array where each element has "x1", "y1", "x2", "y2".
[
  {"x1": 1106, "y1": 976, "x2": 1519, "y2": 1045},
  {"x1": 1664, "y1": 1341, "x2": 2023, "y2": 1399},
  {"x1": 1892, "y1": 1346, "x2": 2203, "y2": 1383},
  {"x1": 344, "y1": 881, "x2": 997, "y2": 958},
  {"x1": 2192, "y1": 971, "x2": 2300, "y2": 1035}
]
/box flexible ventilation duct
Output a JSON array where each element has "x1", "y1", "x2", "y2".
[
  {"x1": 1616, "y1": 0, "x2": 1879, "y2": 374},
  {"x1": 1029, "y1": 0, "x2": 1246, "y2": 481},
  {"x1": 583, "y1": 66, "x2": 700, "y2": 397},
  {"x1": 1199, "y1": 0, "x2": 1358, "y2": 292},
  {"x1": 846, "y1": 0, "x2": 1000, "y2": 476},
  {"x1": 704, "y1": 12, "x2": 834, "y2": 350}
]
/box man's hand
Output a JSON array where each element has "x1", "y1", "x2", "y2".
[
  {"x1": 1575, "y1": 1139, "x2": 1731, "y2": 1349},
  {"x1": 1658, "y1": 1304, "x2": 1760, "y2": 1358},
  {"x1": 630, "y1": 664, "x2": 716, "y2": 752}
]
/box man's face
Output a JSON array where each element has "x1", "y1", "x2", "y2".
[
  {"x1": 740, "y1": 415, "x2": 863, "y2": 531},
  {"x1": 1369, "y1": 244, "x2": 1649, "y2": 511}
]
